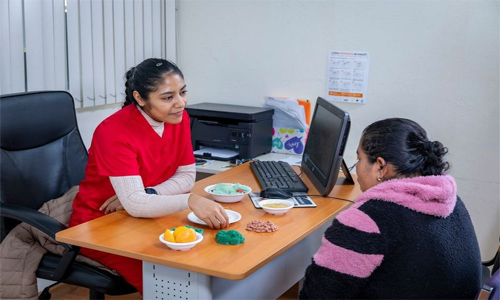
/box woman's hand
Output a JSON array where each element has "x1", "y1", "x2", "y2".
[
  {"x1": 188, "y1": 194, "x2": 229, "y2": 229},
  {"x1": 99, "y1": 194, "x2": 124, "y2": 214}
]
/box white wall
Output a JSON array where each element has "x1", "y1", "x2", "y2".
[
  {"x1": 175, "y1": 0, "x2": 499, "y2": 259},
  {"x1": 76, "y1": 104, "x2": 121, "y2": 148},
  {"x1": 76, "y1": 0, "x2": 499, "y2": 259}
]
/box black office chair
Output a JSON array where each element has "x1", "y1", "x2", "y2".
[
  {"x1": 0, "y1": 91, "x2": 136, "y2": 299},
  {"x1": 476, "y1": 269, "x2": 500, "y2": 300},
  {"x1": 475, "y1": 237, "x2": 500, "y2": 300},
  {"x1": 482, "y1": 238, "x2": 500, "y2": 277}
]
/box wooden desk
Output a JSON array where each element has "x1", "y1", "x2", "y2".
[{"x1": 56, "y1": 163, "x2": 362, "y2": 299}]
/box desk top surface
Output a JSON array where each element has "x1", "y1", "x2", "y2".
[{"x1": 56, "y1": 163, "x2": 362, "y2": 280}]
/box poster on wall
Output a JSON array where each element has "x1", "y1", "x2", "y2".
[{"x1": 325, "y1": 51, "x2": 370, "y2": 104}]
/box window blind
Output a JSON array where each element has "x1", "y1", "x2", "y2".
[{"x1": 0, "y1": 0, "x2": 177, "y2": 108}]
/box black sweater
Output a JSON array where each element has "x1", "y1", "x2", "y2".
[{"x1": 300, "y1": 175, "x2": 481, "y2": 299}]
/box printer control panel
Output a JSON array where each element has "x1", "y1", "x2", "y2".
[{"x1": 230, "y1": 130, "x2": 251, "y2": 144}]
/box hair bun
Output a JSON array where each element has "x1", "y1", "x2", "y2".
[
  {"x1": 423, "y1": 140, "x2": 433, "y2": 153},
  {"x1": 421, "y1": 140, "x2": 449, "y2": 175},
  {"x1": 419, "y1": 140, "x2": 437, "y2": 158}
]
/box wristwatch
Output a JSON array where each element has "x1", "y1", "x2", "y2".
[{"x1": 144, "y1": 188, "x2": 158, "y2": 195}]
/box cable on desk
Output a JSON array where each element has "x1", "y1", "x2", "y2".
[
  {"x1": 307, "y1": 195, "x2": 355, "y2": 203},
  {"x1": 348, "y1": 160, "x2": 359, "y2": 172}
]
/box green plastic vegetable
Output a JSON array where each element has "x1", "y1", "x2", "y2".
[{"x1": 215, "y1": 230, "x2": 245, "y2": 245}]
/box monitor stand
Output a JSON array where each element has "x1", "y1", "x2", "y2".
[{"x1": 340, "y1": 158, "x2": 355, "y2": 185}]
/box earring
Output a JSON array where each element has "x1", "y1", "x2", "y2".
[{"x1": 377, "y1": 176, "x2": 383, "y2": 182}]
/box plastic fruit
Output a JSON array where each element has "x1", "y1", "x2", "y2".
[
  {"x1": 175, "y1": 228, "x2": 196, "y2": 243},
  {"x1": 173, "y1": 226, "x2": 189, "y2": 240},
  {"x1": 163, "y1": 229, "x2": 175, "y2": 243}
]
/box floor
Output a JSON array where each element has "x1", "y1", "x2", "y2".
[{"x1": 45, "y1": 282, "x2": 299, "y2": 300}]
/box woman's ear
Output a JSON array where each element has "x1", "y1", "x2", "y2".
[
  {"x1": 133, "y1": 91, "x2": 145, "y2": 107},
  {"x1": 376, "y1": 157, "x2": 398, "y2": 180},
  {"x1": 376, "y1": 157, "x2": 389, "y2": 178},
  {"x1": 376, "y1": 157, "x2": 386, "y2": 169}
]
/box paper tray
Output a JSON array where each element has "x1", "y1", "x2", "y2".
[{"x1": 193, "y1": 147, "x2": 238, "y2": 161}]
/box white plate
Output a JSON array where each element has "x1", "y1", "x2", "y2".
[{"x1": 187, "y1": 209, "x2": 242, "y2": 226}]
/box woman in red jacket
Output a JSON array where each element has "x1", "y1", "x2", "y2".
[{"x1": 69, "y1": 58, "x2": 229, "y2": 294}]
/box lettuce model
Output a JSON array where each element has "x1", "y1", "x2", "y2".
[{"x1": 211, "y1": 183, "x2": 250, "y2": 195}]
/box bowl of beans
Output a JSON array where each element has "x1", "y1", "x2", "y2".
[{"x1": 259, "y1": 199, "x2": 294, "y2": 215}]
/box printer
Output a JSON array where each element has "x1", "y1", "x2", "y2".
[{"x1": 185, "y1": 103, "x2": 274, "y2": 160}]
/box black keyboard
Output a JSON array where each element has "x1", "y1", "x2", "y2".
[{"x1": 249, "y1": 160, "x2": 309, "y2": 192}]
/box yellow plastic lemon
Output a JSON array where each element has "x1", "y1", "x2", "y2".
[{"x1": 163, "y1": 229, "x2": 175, "y2": 243}]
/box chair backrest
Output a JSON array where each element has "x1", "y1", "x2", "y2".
[
  {"x1": 493, "y1": 242, "x2": 500, "y2": 275},
  {"x1": 477, "y1": 269, "x2": 500, "y2": 300},
  {"x1": 0, "y1": 91, "x2": 88, "y2": 240}
]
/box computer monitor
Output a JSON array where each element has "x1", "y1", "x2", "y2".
[{"x1": 301, "y1": 97, "x2": 354, "y2": 196}]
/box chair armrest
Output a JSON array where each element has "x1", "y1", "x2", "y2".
[
  {"x1": 1, "y1": 202, "x2": 84, "y2": 281},
  {"x1": 483, "y1": 251, "x2": 498, "y2": 266},
  {"x1": 483, "y1": 238, "x2": 499, "y2": 266},
  {"x1": 1, "y1": 202, "x2": 72, "y2": 250}
]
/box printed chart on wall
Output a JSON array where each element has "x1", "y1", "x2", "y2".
[{"x1": 325, "y1": 51, "x2": 370, "y2": 104}]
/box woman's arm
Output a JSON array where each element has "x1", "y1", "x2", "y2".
[
  {"x1": 299, "y1": 206, "x2": 386, "y2": 299},
  {"x1": 109, "y1": 175, "x2": 189, "y2": 218},
  {"x1": 147, "y1": 164, "x2": 196, "y2": 195},
  {"x1": 108, "y1": 171, "x2": 229, "y2": 228},
  {"x1": 100, "y1": 164, "x2": 195, "y2": 214}
]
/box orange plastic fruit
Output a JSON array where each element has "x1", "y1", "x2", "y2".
[
  {"x1": 163, "y1": 229, "x2": 175, "y2": 243},
  {"x1": 175, "y1": 228, "x2": 196, "y2": 243},
  {"x1": 173, "y1": 226, "x2": 189, "y2": 241}
]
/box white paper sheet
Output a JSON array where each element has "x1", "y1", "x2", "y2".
[
  {"x1": 264, "y1": 97, "x2": 308, "y2": 130},
  {"x1": 325, "y1": 50, "x2": 370, "y2": 104},
  {"x1": 277, "y1": 156, "x2": 302, "y2": 166}
]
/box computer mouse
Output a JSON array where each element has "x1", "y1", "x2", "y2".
[{"x1": 260, "y1": 188, "x2": 294, "y2": 199}]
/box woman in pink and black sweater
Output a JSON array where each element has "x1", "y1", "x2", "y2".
[{"x1": 300, "y1": 118, "x2": 481, "y2": 299}]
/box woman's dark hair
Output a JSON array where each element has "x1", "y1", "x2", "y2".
[
  {"x1": 123, "y1": 58, "x2": 184, "y2": 107},
  {"x1": 360, "y1": 118, "x2": 450, "y2": 176}
]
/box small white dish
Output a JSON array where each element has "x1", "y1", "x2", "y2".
[
  {"x1": 259, "y1": 199, "x2": 294, "y2": 215},
  {"x1": 159, "y1": 231, "x2": 203, "y2": 251},
  {"x1": 187, "y1": 209, "x2": 242, "y2": 226},
  {"x1": 205, "y1": 183, "x2": 252, "y2": 203}
]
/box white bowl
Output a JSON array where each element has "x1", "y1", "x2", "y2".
[
  {"x1": 205, "y1": 183, "x2": 252, "y2": 203},
  {"x1": 159, "y1": 232, "x2": 203, "y2": 251},
  {"x1": 259, "y1": 199, "x2": 294, "y2": 215}
]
